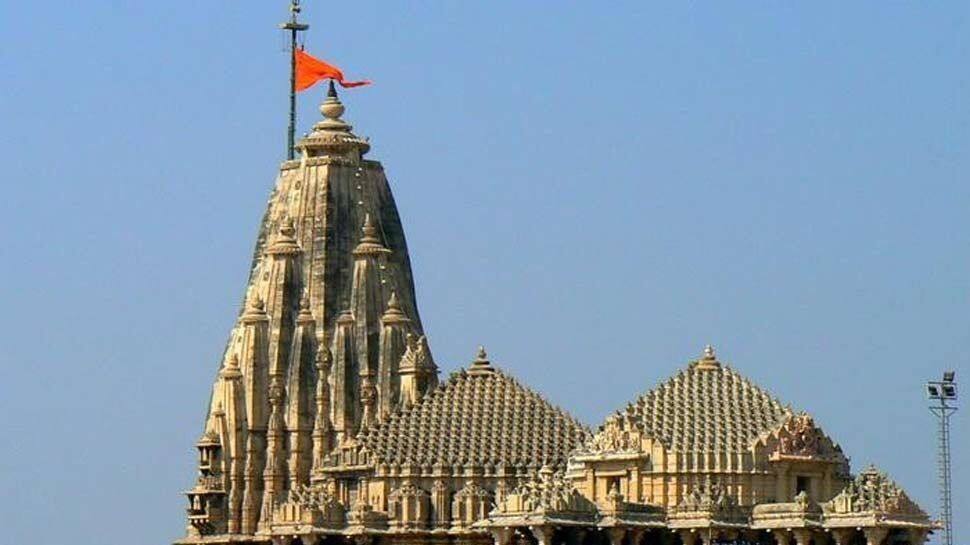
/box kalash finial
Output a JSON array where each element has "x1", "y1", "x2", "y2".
[
  {"x1": 468, "y1": 345, "x2": 495, "y2": 375},
  {"x1": 697, "y1": 344, "x2": 721, "y2": 370},
  {"x1": 320, "y1": 80, "x2": 345, "y2": 121},
  {"x1": 353, "y1": 213, "x2": 389, "y2": 256},
  {"x1": 298, "y1": 72, "x2": 371, "y2": 158}
]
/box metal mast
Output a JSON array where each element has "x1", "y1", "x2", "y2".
[
  {"x1": 926, "y1": 371, "x2": 958, "y2": 545},
  {"x1": 280, "y1": 0, "x2": 309, "y2": 161}
]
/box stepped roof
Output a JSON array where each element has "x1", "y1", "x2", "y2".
[
  {"x1": 610, "y1": 346, "x2": 792, "y2": 453},
  {"x1": 359, "y1": 348, "x2": 591, "y2": 468}
]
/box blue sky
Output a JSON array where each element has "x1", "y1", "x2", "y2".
[{"x1": 1, "y1": 2, "x2": 967, "y2": 544}]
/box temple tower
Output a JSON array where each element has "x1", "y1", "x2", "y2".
[{"x1": 182, "y1": 83, "x2": 436, "y2": 538}]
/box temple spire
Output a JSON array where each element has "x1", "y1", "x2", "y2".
[
  {"x1": 181, "y1": 36, "x2": 430, "y2": 538},
  {"x1": 379, "y1": 291, "x2": 411, "y2": 417}
]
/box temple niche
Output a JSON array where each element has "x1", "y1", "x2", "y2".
[{"x1": 176, "y1": 87, "x2": 936, "y2": 545}]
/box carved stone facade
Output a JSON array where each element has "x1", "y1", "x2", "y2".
[{"x1": 176, "y1": 92, "x2": 936, "y2": 545}]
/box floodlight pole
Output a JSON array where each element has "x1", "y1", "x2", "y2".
[{"x1": 928, "y1": 380, "x2": 957, "y2": 545}]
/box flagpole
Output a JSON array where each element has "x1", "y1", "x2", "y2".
[{"x1": 280, "y1": 1, "x2": 309, "y2": 161}]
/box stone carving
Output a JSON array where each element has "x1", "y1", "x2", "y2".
[
  {"x1": 677, "y1": 479, "x2": 735, "y2": 513},
  {"x1": 452, "y1": 481, "x2": 493, "y2": 527},
  {"x1": 389, "y1": 482, "x2": 430, "y2": 529},
  {"x1": 778, "y1": 414, "x2": 822, "y2": 457},
  {"x1": 585, "y1": 413, "x2": 642, "y2": 453},
  {"x1": 400, "y1": 334, "x2": 434, "y2": 373},
  {"x1": 273, "y1": 483, "x2": 345, "y2": 527},
  {"x1": 827, "y1": 466, "x2": 927, "y2": 516},
  {"x1": 492, "y1": 466, "x2": 597, "y2": 516}
]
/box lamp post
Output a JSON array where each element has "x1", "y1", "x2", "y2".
[{"x1": 926, "y1": 371, "x2": 957, "y2": 545}]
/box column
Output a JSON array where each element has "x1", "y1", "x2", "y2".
[
  {"x1": 863, "y1": 528, "x2": 888, "y2": 545},
  {"x1": 531, "y1": 526, "x2": 556, "y2": 545}
]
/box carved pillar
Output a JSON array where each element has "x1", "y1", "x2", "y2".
[
  {"x1": 491, "y1": 527, "x2": 515, "y2": 545},
  {"x1": 530, "y1": 526, "x2": 555, "y2": 545},
  {"x1": 863, "y1": 528, "x2": 888, "y2": 545},
  {"x1": 792, "y1": 529, "x2": 813, "y2": 545},
  {"x1": 608, "y1": 528, "x2": 628, "y2": 545},
  {"x1": 259, "y1": 378, "x2": 287, "y2": 531},
  {"x1": 310, "y1": 340, "x2": 333, "y2": 479},
  {"x1": 773, "y1": 531, "x2": 792, "y2": 545},
  {"x1": 431, "y1": 479, "x2": 450, "y2": 529},
  {"x1": 678, "y1": 530, "x2": 699, "y2": 545},
  {"x1": 572, "y1": 529, "x2": 589, "y2": 545},
  {"x1": 830, "y1": 529, "x2": 855, "y2": 545}
]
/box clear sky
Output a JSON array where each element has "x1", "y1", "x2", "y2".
[{"x1": 1, "y1": 2, "x2": 967, "y2": 544}]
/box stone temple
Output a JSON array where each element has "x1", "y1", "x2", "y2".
[{"x1": 177, "y1": 85, "x2": 936, "y2": 545}]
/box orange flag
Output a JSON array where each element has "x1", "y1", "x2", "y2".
[{"x1": 295, "y1": 49, "x2": 371, "y2": 91}]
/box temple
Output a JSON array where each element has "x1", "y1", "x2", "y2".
[{"x1": 177, "y1": 87, "x2": 936, "y2": 545}]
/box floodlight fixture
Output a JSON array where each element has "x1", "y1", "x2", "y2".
[{"x1": 942, "y1": 384, "x2": 957, "y2": 399}]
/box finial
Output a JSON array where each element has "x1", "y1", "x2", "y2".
[
  {"x1": 382, "y1": 291, "x2": 409, "y2": 324},
  {"x1": 696, "y1": 344, "x2": 721, "y2": 370},
  {"x1": 220, "y1": 354, "x2": 243, "y2": 379},
  {"x1": 704, "y1": 344, "x2": 715, "y2": 360},
  {"x1": 267, "y1": 216, "x2": 301, "y2": 255},
  {"x1": 353, "y1": 213, "x2": 390, "y2": 256},
  {"x1": 468, "y1": 345, "x2": 495, "y2": 375},
  {"x1": 279, "y1": 216, "x2": 295, "y2": 237},
  {"x1": 361, "y1": 214, "x2": 379, "y2": 242},
  {"x1": 320, "y1": 81, "x2": 345, "y2": 121}
]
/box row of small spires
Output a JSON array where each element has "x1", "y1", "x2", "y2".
[
  {"x1": 596, "y1": 347, "x2": 794, "y2": 452},
  {"x1": 354, "y1": 350, "x2": 590, "y2": 467}
]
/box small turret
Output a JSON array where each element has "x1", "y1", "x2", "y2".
[
  {"x1": 184, "y1": 429, "x2": 226, "y2": 537},
  {"x1": 379, "y1": 292, "x2": 411, "y2": 417},
  {"x1": 397, "y1": 334, "x2": 437, "y2": 406}
]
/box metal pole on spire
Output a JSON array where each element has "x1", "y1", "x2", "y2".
[{"x1": 280, "y1": 0, "x2": 309, "y2": 161}]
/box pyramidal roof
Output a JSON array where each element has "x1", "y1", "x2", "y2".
[
  {"x1": 614, "y1": 346, "x2": 792, "y2": 453},
  {"x1": 358, "y1": 348, "x2": 591, "y2": 468}
]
